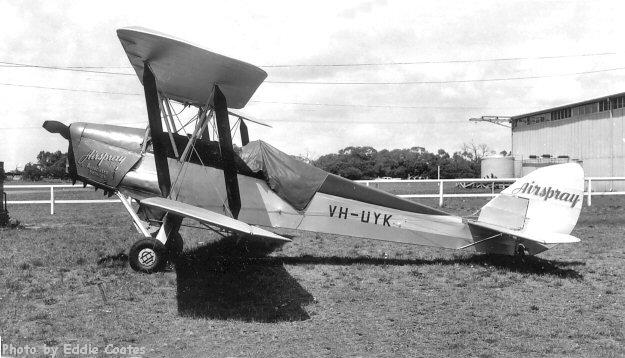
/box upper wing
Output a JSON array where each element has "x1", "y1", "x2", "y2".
[
  {"x1": 117, "y1": 27, "x2": 267, "y2": 109},
  {"x1": 141, "y1": 197, "x2": 291, "y2": 245}
]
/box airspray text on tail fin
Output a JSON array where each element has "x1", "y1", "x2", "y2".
[{"x1": 511, "y1": 181, "x2": 581, "y2": 208}]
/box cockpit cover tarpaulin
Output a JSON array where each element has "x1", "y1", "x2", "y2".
[{"x1": 240, "y1": 141, "x2": 328, "y2": 211}]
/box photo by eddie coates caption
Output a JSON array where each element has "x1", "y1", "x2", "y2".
[{"x1": 1, "y1": 339, "x2": 146, "y2": 357}]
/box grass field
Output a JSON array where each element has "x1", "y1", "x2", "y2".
[{"x1": 0, "y1": 187, "x2": 624, "y2": 357}]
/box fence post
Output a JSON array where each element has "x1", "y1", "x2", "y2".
[
  {"x1": 587, "y1": 178, "x2": 592, "y2": 207},
  {"x1": 438, "y1": 180, "x2": 444, "y2": 207},
  {"x1": 50, "y1": 186, "x2": 55, "y2": 215}
]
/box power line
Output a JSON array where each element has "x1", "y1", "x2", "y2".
[
  {"x1": 0, "y1": 81, "x2": 525, "y2": 110},
  {"x1": 265, "y1": 67, "x2": 625, "y2": 85},
  {"x1": 262, "y1": 52, "x2": 618, "y2": 68},
  {"x1": 0, "y1": 82, "x2": 141, "y2": 96},
  {"x1": 0, "y1": 61, "x2": 134, "y2": 76},
  {"x1": 0, "y1": 119, "x2": 469, "y2": 129},
  {"x1": 249, "y1": 100, "x2": 520, "y2": 110},
  {"x1": 0, "y1": 51, "x2": 618, "y2": 76},
  {"x1": 261, "y1": 119, "x2": 470, "y2": 124},
  {"x1": 0, "y1": 121, "x2": 146, "y2": 130},
  {"x1": 66, "y1": 65, "x2": 131, "y2": 69},
  {"x1": 4, "y1": 64, "x2": 625, "y2": 91},
  {"x1": 0, "y1": 126, "x2": 42, "y2": 129}
]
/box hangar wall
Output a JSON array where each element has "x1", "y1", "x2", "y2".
[{"x1": 511, "y1": 93, "x2": 625, "y2": 191}]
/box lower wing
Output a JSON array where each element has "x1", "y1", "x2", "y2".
[{"x1": 140, "y1": 197, "x2": 291, "y2": 246}]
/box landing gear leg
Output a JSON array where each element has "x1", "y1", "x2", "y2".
[{"x1": 152, "y1": 213, "x2": 183, "y2": 269}]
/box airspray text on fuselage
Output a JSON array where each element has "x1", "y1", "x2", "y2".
[
  {"x1": 512, "y1": 181, "x2": 580, "y2": 208},
  {"x1": 78, "y1": 150, "x2": 126, "y2": 168}
]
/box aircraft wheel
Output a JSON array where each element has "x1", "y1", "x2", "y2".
[
  {"x1": 515, "y1": 243, "x2": 529, "y2": 258},
  {"x1": 129, "y1": 238, "x2": 167, "y2": 273}
]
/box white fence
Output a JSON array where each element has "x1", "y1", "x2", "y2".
[
  {"x1": 4, "y1": 177, "x2": 625, "y2": 214},
  {"x1": 5, "y1": 184, "x2": 119, "y2": 215},
  {"x1": 357, "y1": 177, "x2": 625, "y2": 207}
]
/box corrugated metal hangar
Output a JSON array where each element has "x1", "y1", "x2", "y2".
[{"x1": 510, "y1": 92, "x2": 625, "y2": 190}]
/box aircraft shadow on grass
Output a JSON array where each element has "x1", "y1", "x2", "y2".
[
  {"x1": 174, "y1": 240, "x2": 315, "y2": 323},
  {"x1": 98, "y1": 239, "x2": 583, "y2": 322},
  {"x1": 171, "y1": 239, "x2": 583, "y2": 322},
  {"x1": 275, "y1": 254, "x2": 585, "y2": 279}
]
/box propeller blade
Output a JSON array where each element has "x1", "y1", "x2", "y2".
[
  {"x1": 42, "y1": 121, "x2": 70, "y2": 140},
  {"x1": 67, "y1": 140, "x2": 78, "y2": 184}
]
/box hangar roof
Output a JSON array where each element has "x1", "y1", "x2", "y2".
[{"x1": 511, "y1": 90, "x2": 625, "y2": 120}]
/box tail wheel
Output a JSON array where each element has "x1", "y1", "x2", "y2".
[
  {"x1": 129, "y1": 238, "x2": 167, "y2": 273},
  {"x1": 515, "y1": 243, "x2": 529, "y2": 257}
]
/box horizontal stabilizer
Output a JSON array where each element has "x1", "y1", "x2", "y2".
[
  {"x1": 141, "y1": 197, "x2": 291, "y2": 244},
  {"x1": 468, "y1": 220, "x2": 580, "y2": 245}
]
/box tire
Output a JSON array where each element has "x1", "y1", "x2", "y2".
[
  {"x1": 129, "y1": 238, "x2": 167, "y2": 273},
  {"x1": 515, "y1": 243, "x2": 529, "y2": 258}
]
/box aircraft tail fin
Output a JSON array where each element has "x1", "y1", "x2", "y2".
[{"x1": 467, "y1": 163, "x2": 584, "y2": 255}]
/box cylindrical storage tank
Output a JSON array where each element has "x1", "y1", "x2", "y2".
[
  {"x1": 513, "y1": 157, "x2": 523, "y2": 178},
  {"x1": 481, "y1": 156, "x2": 514, "y2": 178}
]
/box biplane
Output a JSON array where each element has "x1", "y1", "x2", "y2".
[{"x1": 43, "y1": 27, "x2": 585, "y2": 273}]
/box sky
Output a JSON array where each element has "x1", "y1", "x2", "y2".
[{"x1": 1, "y1": 0, "x2": 625, "y2": 170}]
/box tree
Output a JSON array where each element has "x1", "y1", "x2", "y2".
[
  {"x1": 340, "y1": 166, "x2": 363, "y2": 180},
  {"x1": 22, "y1": 163, "x2": 43, "y2": 181},
  {"x1": 315, "y1": 146, "x2": 378, "y2": 179},
  {"x1": 314, "y1": 144, "x2": 488, "y2": 180},
  {"x1": 460, "y1": 142, "x2": 490, "y2": 162},
  {"x1": 36, "y1": 150, "x2": 67, "y2": 179}
]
